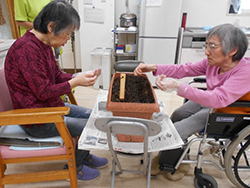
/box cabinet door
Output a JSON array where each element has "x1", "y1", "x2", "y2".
[
  {"x1": 245, "y1": 41, "x2": 250, "y2": 57},
  {"x1": 179, "y1": 48, "x2": 206, "y2": 84},
  {"x1": 245, "y1": 50, "x2": 250, "y2": 57},
  {"x1": 180, "y1": 48, "x2": 206, "y2": 64},
  {"x1": 139, "y1": 0, "x2": 182, "y2": 38},
  {"x1": 61, "y1": 39, "x2": 75, "y2": 69}
]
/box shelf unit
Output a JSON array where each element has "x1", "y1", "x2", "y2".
[{"x1": 113, "y1": 27, "x2": 138, "y2": 61}]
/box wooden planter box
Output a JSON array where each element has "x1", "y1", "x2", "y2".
[{"x1": 106, "y1": 73, "x2": 160, "y2": 142}]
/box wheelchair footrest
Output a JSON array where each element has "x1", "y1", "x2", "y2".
[
  {"x1": 158, "y1": 148, "x2": 183, "y2": 173},
  {"x1": 194, "y1": 166, "x2": 203, "y2": 176},
  {"x1": 159, "y1": 164, "x2": 176, "y2": 173}
]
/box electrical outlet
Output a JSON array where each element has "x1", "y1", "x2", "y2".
[{"x1": 84, "y1": 7, "x2": 104, "y2": 23}]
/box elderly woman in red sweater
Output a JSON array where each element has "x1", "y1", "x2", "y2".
[{"x1": 5, "y1": 0, "x2": 107, "y2": 182}]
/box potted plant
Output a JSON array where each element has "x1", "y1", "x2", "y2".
[{"x1": 106, "y1": 72, "x2": 160, "y2": 142}]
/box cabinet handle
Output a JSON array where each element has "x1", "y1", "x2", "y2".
[
  {"x1": 175, "y1": 27, "x2": 184, "y2": 65},
  {"x1": 196, "y1": 48, "x2": 205, "y2": 53}
]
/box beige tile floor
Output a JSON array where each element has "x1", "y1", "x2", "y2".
[{"x1": 5, "y1": 87, "x2": 237, "y2": 188}]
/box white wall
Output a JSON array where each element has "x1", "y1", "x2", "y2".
[
  {"x1": 182, "y1": 0, "x2": 250, "y2": 28},
  {"x1": 74, "y1": 0, "x2": 250, "y2": 71},
  {"x1": 1, "y1": 0, "x2": 250, "y2": 71},
  {"x1": 115, "y1": 0, "x2": 250, "y2": 28},
  {"x1": 74, "y1": 0, "x2": 115, "y2": 72}
]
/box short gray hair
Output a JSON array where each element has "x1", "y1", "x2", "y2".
[
  {"x1": 34, "y1": 0, "x2": 80, "y2": 36},
  {"x1": 207, "y1": 24, "x2": 248, "y2": 61}
]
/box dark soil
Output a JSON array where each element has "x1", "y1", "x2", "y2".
[{"x1": 111, "y1": 74, "x2": 155, "y2": 103}]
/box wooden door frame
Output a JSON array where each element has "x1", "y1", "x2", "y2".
[{"x1": 6, "y1": 0, "x2": 20, "y2": 39}]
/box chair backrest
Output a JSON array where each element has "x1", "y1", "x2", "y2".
[
  {"x1": 114, "y1": 60, "x2": 143, "y2": 72},
  {"x1": 95, "y1": 116, "x2": 161, "y2": 137},
  {"x1": 95, "y1": 116, "x2": 161, "y2": 176},
  {"x1": 95, "y1": 116, "x2": 161, "y2": 153},
  {"x1": 0, "y1": 68, "x2": 13, "y2": 112},
  {"x1": 106, "y1": 120, "x2": 149, "y2": 152}
]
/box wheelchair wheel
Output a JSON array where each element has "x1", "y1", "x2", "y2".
[
  {"x1": 234, "y1": 138, "x2": 250, "y2": 188},
  {"x1": 225, "y1": 125, "x2": 250, "y2": 188},
  {"x1": 194, "y1": 173, "x2": 218, "y2": 188}
]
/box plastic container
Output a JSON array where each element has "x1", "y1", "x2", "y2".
[
  {"x1": 125, "y1": 44, "x2": 136, "y2": 53},
  {"x1": 91, "y1": 47, "x2": 112, "y2": 90}
]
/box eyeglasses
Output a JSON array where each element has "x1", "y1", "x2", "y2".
[{"x1": 203, "y1": 43, "x2": 222, "y2": 51}]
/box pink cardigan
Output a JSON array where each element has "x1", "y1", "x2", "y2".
[{"x1": 153, "y1": 57, "x2": 250, "y2": 108}]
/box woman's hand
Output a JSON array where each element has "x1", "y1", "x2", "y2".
[
  {"x1": 134, "y1": 63, "x2": 157, "y2": 76},
  {"x1": 155, "y1": 75, "x2": 179, "y2": 92},
  {"x1": 69, "y1": 68, "x2": 102, "y2": 88}
]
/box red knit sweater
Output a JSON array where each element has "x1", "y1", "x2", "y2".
[{"x1": 4, "y1": 30, "x2": 72, "y2": 110}]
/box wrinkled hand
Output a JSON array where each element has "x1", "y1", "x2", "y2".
[
  {"x1": 134, "y1": 63, "x2": 157, "y2": 76},
  {"x1": 155, "y1": 75, "x2": 179, "y2": 93},
  {"x1": 92, "y1": 68, "x2": 101, "y2": 77},
  {"x1": 70, "y1": 68, "x2": 102, "y2": 87}
]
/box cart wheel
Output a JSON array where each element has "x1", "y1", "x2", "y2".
[{"x1": 194, "y1": 173, "x2": 218, "y2": 188}]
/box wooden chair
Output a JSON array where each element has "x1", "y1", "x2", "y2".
[{"x1": 0, "y1": 68, "x2": 78, "y2": 187}]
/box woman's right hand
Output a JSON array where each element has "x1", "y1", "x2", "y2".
[{"x1": 134, "y1": 63, "x2": 157, "y2": 76}]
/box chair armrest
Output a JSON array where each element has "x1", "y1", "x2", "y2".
[
  {"x1": 0, "y1": 107, "x2": 69, "y2": 126},
  {"x1": 0, "y1": 106, "x2": 75, "y2": 167},
  {"x1": 67, "y1": 90, "x2": 78, "y2": 105}
]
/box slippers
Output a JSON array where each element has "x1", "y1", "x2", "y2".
[
  {"x1": 163, "y1": 163, "x2": 190, "y2": 181},
  {"x1": 82, "y1": 154, "x2": 108, "y2": 169}
]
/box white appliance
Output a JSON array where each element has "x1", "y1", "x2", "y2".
[
  {"x1": 137, "y1": 0, "x2": 183, "y2": 85},
  {"x1": 0, "y1": 39, "x2": 15, "y2": 69}
]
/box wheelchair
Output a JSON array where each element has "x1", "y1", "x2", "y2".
[
  {"x1": 113, "y1": 61, "x2": 250, "y2": 187},
  {"x1": 159, "y1": 77, "x2": 250, "y2": 188}
]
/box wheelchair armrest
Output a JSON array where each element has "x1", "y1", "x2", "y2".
[
  {"x1": 227, "y1": 101, "x2": 250, "y2": 108},
  {"x1": 193, "y1": 77, "x2": 206, "y2": 83}
]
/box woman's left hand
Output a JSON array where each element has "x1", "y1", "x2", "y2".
[
  {"x1": 82, "y1": 68, "x2": 102, "y2": 86},
  {"x1": 69, "y1": 68, "x2": 102, "y2": 87},
  {"x1": 155, "y1": 75, "x2": 180, "y2": 92}
]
